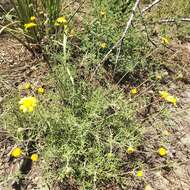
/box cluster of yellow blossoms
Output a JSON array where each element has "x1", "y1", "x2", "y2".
[
  {"x1": 127, "y1": 146, "x2": 167, "y2": 157},
  {"x1": 11, "y1": 147, "x2": 39, "y2": 161},
  {"x1": 161, "y1": 36, "x2": 170, "y2": 45},
  {"x1": 159, "y1": 90, "x2": 177, "y2": 106},
  {"x1": 55, "y1": 16, "x2": 67, "y2": 26},
  {"x1": 24, "y1": 16, "x2": 37, "y2": 30},
  {"x1": 129, "y1": 87, "x2": 177, "y2": 106},
  {"x1": 126, "y1": 145, "x2": 167, "y2": 181},
  {"x1": 24, "y1": 15, "x2": 68, "y2": 30},
  {"x1": 18, "y1": 82, "x2": 45, "y2": 113},
  {"x1": 100, "y1": 42, "x2": 107, "y2": 49},
  {"x1": 21, "y1": 82, "x2": 45, "y2": 94}
]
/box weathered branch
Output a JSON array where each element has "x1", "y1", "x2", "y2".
[
  {"x1": 90, "y1": 0, "x2": 141, "y2": 81},
  {"x1": 158, "y1": 18, "x2": 190, "y2": 23},
  {"x1": 142, "y1": 0, "x2": 162, "y2": 14},
  {"x1": 101, "y1": 0, "x2": 140, "y2": 64}
]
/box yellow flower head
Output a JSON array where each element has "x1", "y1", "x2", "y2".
[
  {"x1": 159, "y1": 91, "x2": 169, "y2": 99},
  {"x1": 127, "y1": 146, "x2": 135, "y2": 154},
  {"x1": 136, "y1": 170, "x2": 143, "y2": 177},
  {"x1": 19, "y1": 96, "x2": 37, "y2": 113},
  {"x1": 37, "y1": 87, "x2": 45, "y2": 94},
  {"x1": 165, "y1": 95, "x2": 177, "y2": 106},
  {"x1": 131, "y1": 88, "x2": 138, "y2": 95},
  {"x1": 24, "y1": 22, "x2": 37, "y2": 30},
  {"x1": 100, "y1": 42, "x2": 107, "y2": 49},
  {"x1": 11, "y1": 147, "x2": 22, "y2": 158},
  {"x1": 30, "y1": 16, "x2": 36, "y2": 22},
  {"x1": 55, "y1": 16, "x2": 67, "y2": 26},
  {"x1": 24, "y1": 82, "x2": 31, "y2": 90},
  {"x1": 31, "y1": 153, "x2": 39, "y2": 161},
  {"x1": 100, "y1": 11, "x2": 106, "y2": 17},
  {"x1": 159, "y1": 91, "x2": 177, "y2": 105},
  {"x1": 161, "y1": 36, "x2": 170, "y2": 45},
  {"x1": 158, "y1": 147, "x2": 167, "y2": 157}
]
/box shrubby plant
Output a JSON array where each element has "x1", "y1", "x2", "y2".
[
  {"x1": 1, "y1": 0, "x2": 187, "y2": 189},
  {"x1": 5, "y1": 0, "x2": 65, "y2": 54},
  {"x1": 3, "y1": 62, "x2": 141, "y2": 189}
]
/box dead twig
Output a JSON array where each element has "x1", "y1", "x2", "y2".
[
  {"x1": 141, "y1": 0, "x2": 162, "y2": 14},
  {"x1": 146, "y1": 17, "x2": 190, "y2": 25},
  {"x1": 159, "y1": 18, "x2": 190, "y2": 24}
]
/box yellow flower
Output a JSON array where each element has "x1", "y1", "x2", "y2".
[
  {"x1": 161, "y1": 37, "x2": 170, "y2": 45},
  {"x1": 37, "y1": 87, "x2": 45, "y2": 94},
  {"x1": 19, "y1": 96, "x2": 37, "y2": 113},
  {"x1": 31, "y1": 153, "x2": 39, "y2": 161},
  {"x1": 30, "y1": 16, "x2": 36, "y2": 22},
  {"x1": 100, "y1": 11, "x2": 106, "y2": 17},
  {"x1": 165, "y1": 95, "x2": 177, "y2": 106},
  {"x1": 24, "y1": 82, "x2": 31, "y2": 90},
  {"x1": 158, "y1": 147, "x2": 167, "y2": 157},
  {"x1": 55, "y1": 16, "x2": 67, "y2": 26},
  {"x1": 100, "y1": 42, "x2": 107, "y2": 49},
  {"x1": 127, "y1": 146, "x2": 135, "y2": 154},
  {"x1": 11, "y1": 147, "x2": 22, "y2": 158},
  {"x1": 136, "y1": 170, "x2": 143, "y2": 177},
  {"x1": 159, "y1": 91, "x2": 177, "y2": 106},
  {"x1": 24, "y1": 22, "x2": 37, "y2": 30},
  {"x1": 145, "y1": 184, "x2": 153, "y2": 190},
  {"x1": 131, "y1": 88, "x2": 138, "y2": 95},
  {"x1": 159, "y1": 91, "x2": 169, "y2": 99}
]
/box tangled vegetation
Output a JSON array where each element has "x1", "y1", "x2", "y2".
[{"x1": 0, "y1": 0, "x2": 190, "y2": 189}]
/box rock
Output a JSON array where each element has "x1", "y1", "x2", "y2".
[
  {"x1": 181, "y1": 135, "x2": 190, "y2": 147},
  {"x1": 182, "y1": 89, "x2": 190, "y2": 98}
]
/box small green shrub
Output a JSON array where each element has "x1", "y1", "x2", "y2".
[{"x1": 2, "y1": 62, "x2": 141, "y2": 189}]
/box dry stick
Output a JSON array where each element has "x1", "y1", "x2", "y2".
[
  {"x1": 145, "y1": 17, "x2": 190, "y2": 25},
  {"x1": 158, "y1": 18, "x2": 190, "y2": 24},
  {"x1": 141, "y1": 0, "x2": 162, "y2": 14},
  {"x1": 112, "y1": 3, "x2": 157, "y2": 83},
  {"x1": 90, "y1": 0, "x2": 141, "y2": 81},
  {"x1": 102, "y1": 0, "x2": 140, "y2": 62}
]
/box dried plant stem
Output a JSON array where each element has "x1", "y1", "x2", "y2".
[
  {"x1": 141, "y1": 0, "x2": 162, "y2": 14},
  {"x1": 91, "y1": 0, "x2": 141, "y2": 80}
]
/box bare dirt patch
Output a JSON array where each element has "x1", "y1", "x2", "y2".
[{"x1": 0, "y1": 35, "x2": 48, "y2": 98}]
